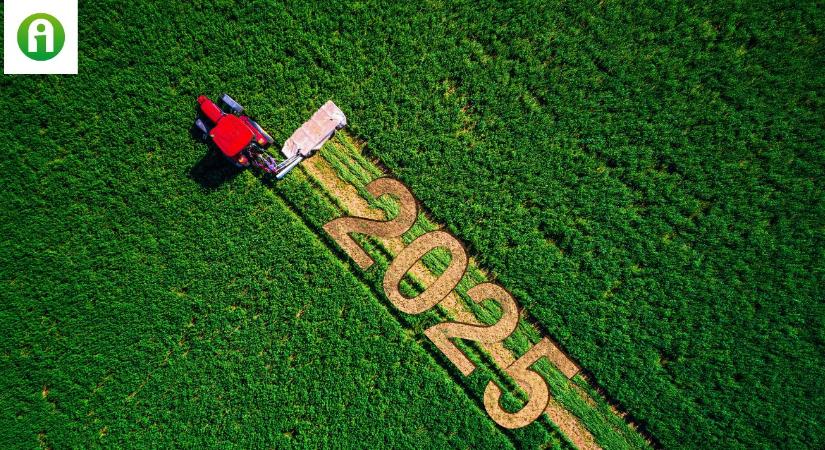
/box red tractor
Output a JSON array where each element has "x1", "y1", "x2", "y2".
[{"x1": 194, "y1": 94, "x2": 346, "y2": 179}]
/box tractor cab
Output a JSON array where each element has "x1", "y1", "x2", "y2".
[{"x1": 195, "y1": 95, "x2": 273, "y2": 167}]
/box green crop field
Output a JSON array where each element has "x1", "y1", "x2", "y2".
[{"x1": 1, "y1": 1, "x2": 823, "y2": 448}]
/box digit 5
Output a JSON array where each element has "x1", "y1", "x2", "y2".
[{"x1": 483, "y1": 338, "x2": 566, "y2": 429}]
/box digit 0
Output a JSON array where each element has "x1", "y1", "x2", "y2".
[{"x1": 383, "y1": 231, "x2": 467, "y2": 314}]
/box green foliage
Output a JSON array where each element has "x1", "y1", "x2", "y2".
[
  {"x1": 1, "y1": 0, "x2": 823, "y2": 448},
  {"x1": 0, "y1": 4, "x2": 515, "y2": 448},
  {"x1": 0, "y1": 109, "x2": 519, "y2": 449},
  {"x1": 329, "y1": 1, "x2": 825, "y2": 448}
]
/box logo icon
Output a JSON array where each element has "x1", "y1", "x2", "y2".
[
  {"x1": 17, "y1": 13, "x2": 65, "y2": 61},
  {"x1": 4, "y1": 0, "x2": 77, "y2": 75}
]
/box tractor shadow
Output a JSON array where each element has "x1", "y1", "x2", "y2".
[{"x1": 187, "y1": 124, "x2": 243, "y2": 190}]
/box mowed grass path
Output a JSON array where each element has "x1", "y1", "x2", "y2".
[{"x1": 1, "y1": 1, "x2": 823, "y2": 448}]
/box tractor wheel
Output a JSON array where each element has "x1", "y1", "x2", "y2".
[
  {"x1": 191, "y1": 119, "x2": 209, "y2": 141},
  {"x1": 220, "y1": 94, "x2": 244, "y2": 115}
]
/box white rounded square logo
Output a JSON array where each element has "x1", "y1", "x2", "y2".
[{"x1": 4, "y1": 0, "x2": 78, "y2": 74}]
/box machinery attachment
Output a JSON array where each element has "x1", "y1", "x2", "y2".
[
  {"x1": 281, "y1": 101, "x2": 347, "y2": 159},
  {"x1": 273, "y1": 154, "x2": 305, "y2": 180},
  {"x1": 248, "y1": 152, "x2": 304, "y2": 180}
]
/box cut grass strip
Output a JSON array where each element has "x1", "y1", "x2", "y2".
[
  {"x1": 290, "y1": 153, "x2": 568, "y2": 449},
  {"x1": 275, "y1": 133, "x2": 652, "y2": 449}
]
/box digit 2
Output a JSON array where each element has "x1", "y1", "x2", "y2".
[
  {"x1": 323, "y1": 177, "x2": 418, "y2": 269},
  {"x1": 424, "y1": 283, "x2": 519, "y2": 376}
]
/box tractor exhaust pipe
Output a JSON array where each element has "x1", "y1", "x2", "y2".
[{"x1": 274, "y1": 154, "x2": 305, "y2": 179}]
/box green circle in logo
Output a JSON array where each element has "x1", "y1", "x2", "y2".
[{"x1": 17, "y1": 13, "x2": 65, "y2": 61}]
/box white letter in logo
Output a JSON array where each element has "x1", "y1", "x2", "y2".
[{"x1": 28, "y1": 19, "x2": 53, "y2": 53}]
